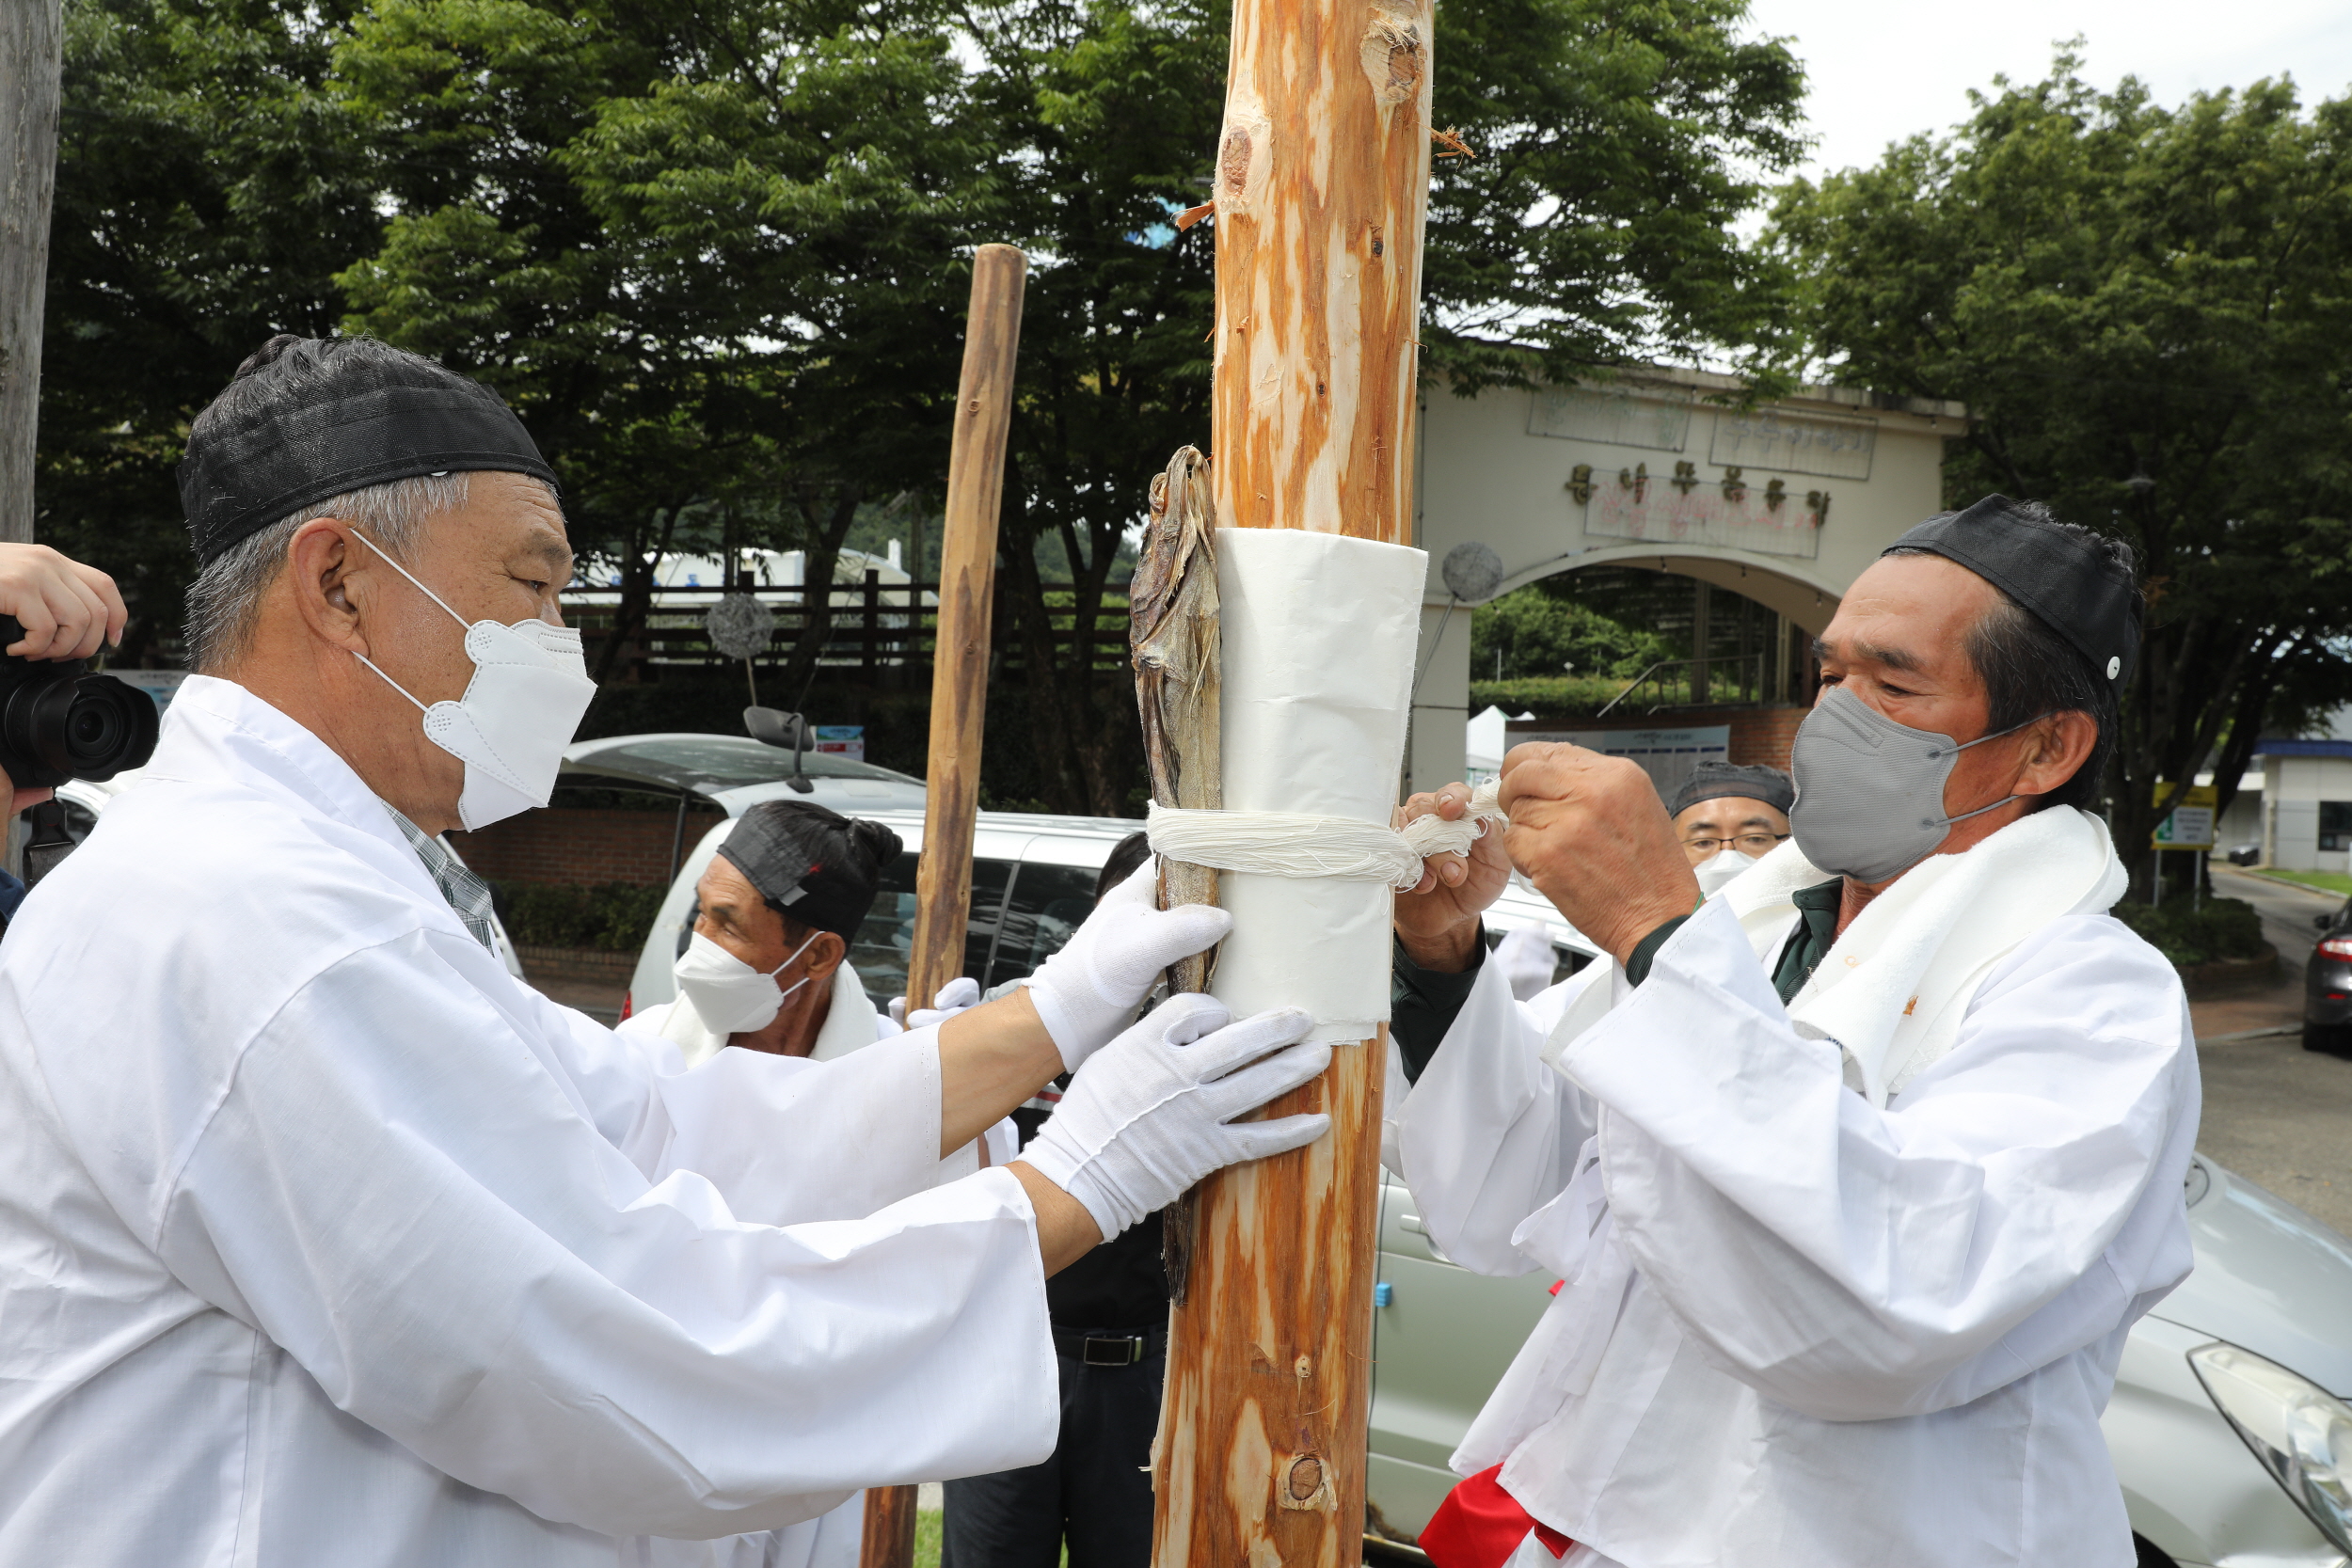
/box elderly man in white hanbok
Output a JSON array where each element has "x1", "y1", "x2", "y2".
[
  {"x1": 1384, "y1": 496, "x2": 2199, "y2": 1568},
  {"x1": 0, "y1": 335, "x2": 1334, "y2": 1568}
]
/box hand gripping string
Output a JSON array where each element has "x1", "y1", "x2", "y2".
[{"x1": 1145, "y1": 781, "x2": 1506, "y2": 891}]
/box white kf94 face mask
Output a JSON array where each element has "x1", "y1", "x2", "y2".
[
  {"x1": 1692, "y1": 847, "x2": 1763, "y2": 896},
  {"x1": 347, "y1": 529, "x2": 598, "y2": 832},
  {"x1": 674, "y1": 929, "x2": 819, "y2": 1034}
]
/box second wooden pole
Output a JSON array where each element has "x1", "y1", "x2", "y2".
[{"x1": 860, "y1": 242, "x2": 1026, "y2": 1568}]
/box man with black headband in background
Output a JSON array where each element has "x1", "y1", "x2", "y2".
[
  {"x1": 1383, "y1": 497, "x2": 2198, "y2": 1568},
  {"x1": 0, "y1": 336, "x2": 1337, "y2": 1568},
  {"x1": 1663, "y1": 760, "x2": 1793, "y2": 896},
  {"x1": 621, "y1": 800, "x2": 1012, "y2": 1568}
]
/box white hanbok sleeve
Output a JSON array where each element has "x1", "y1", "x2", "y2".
[
  {"x1": 1560, "y1": 898, "x2": 2199, "y2": 1422},
  {"x1": 1392, "y1": 956, "x2": 1608, "y2": 1275},
  {"x1": 528, "y1": 991, "x2": 951, "y2": 1227},
  {"x1": 143, "y1": 933, "x2": 1057, "y2": 1542}
]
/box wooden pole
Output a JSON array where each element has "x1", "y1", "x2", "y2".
[
  {"x1": 859, "y1": 242, "x2": 1025, "y2": 1568},
  {"x1": 1150, "y1": 0, "x2": 1434, "y2": 1561},
  {"x1": 0, "y1": 0, "x2": 62, "y2": 545}
]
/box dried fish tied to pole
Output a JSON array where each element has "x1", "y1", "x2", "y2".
[
  {"x1": 1131, "y1": 444, "x2": 1223, "y2": 1307},
  {"x1": 1131, "y1": 444, "x2": 1222, "y2": 996}
]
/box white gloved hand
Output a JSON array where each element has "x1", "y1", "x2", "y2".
[
  {"x1": 1016, "y1": 992, "x2": 1331, "y2": 1240},
  {"x1": 888, "y1": 975, "x2": 983, "y2": 1031},
  {"x1": 1021, "y1": 862, "x2": 1231, "y2": 1072}
]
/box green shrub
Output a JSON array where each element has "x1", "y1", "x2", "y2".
[
  {"x1": 2111, "y1": 895, "x2": 2270, "y2": 969},
  {"x1": 491, "y1": 880, "x2": 667, "y2": 953},
  {"x1": 1468, "y1": 674, "x2": 1641, "y2": 717}
]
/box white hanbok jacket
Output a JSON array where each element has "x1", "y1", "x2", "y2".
[
  {"x1": 1392, "y1": 888, "x2": 2200, "y2": 1568},
  {"x1": 619, "y1": 973, "x2": 1018, "y2": 1568},
  {"x1": 0, "y1": 677, "x2": 1057, "y2": 1567}
]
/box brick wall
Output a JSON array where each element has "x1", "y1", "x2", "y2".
[
  {"x1": 1506, "y1": 704, "x2": 1807, "y2": 773},
  {"x1": 448, "y1": 806, "x2": 724, "y2": 889}
]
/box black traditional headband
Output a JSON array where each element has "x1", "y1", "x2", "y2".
[
  {"x1": 717, "y1": 801, "x2": 904, "y2": 942},
  {"x1": 178, "y1": 341, "x2": 557, "y2": 565},
  {"x1": 1668, "y1": 762, "x2": 1795, "y2": 818},
  {"x1": 1884, "y1": 495, "x2": 2141, "y2": 687}
]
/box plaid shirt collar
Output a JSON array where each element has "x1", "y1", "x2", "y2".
[{"x1": 382, "y1": 804, "x2": 499, "y2": 951}]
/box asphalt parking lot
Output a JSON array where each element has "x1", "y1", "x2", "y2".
[{"x1": 2194, "y1": 864, "x2": 2352, "y2": 1238}]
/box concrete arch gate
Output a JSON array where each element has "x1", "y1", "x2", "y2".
[{"x1": 1404, "y1": 368, "x2": 1966, "y2": 795}]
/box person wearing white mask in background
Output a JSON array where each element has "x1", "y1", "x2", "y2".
[
  {"x1": 620, "y1": 800, "x2": 1018, "y2": 1568},
  {"x1": 1665, "y1": 761, "x2": 1793, "y2": 896},
  {"x1": 0, "y1": 335, "x2": 1338, "y2": 1568},
  {"x1": 1382, "y1": 497, "x2": 2197, "y2": 1568}
]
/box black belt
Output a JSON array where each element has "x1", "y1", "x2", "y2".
[{"x1": 1052, "y1": 1326, "x2": 1166, "y2": 1367}]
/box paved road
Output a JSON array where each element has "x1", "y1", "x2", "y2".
[{"x1": 2193, "y1": 865, "x2": 2352, "y2": 1238}]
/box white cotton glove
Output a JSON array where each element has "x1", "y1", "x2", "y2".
[
  {"x1": 1016, "y1": 992, "x2": 1331, "y2": 1240},
  {"x1": 888, "y1": 975, "x2": 983, "y2": 1030},
  {"x1": 1021, "y1": 862, "x2": 1232, "y2": 1071}
]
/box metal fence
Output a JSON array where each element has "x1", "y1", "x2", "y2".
[{"x1": 563, "y1": 572, "x2": 1131, "y2": 681}]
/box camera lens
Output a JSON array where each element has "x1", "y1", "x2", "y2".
[
  {"x1": 69, "y1": 701, "x2": 122, "y2": 758},
  {"x1": 17, "y1": 673, "x2": 159, "y2": 785}
]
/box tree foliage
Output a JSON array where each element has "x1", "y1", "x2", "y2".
[
  {"x1": 42, "y1": 0, "x2": 381, "y2": 660},
  {"x1": 1771, "y1": 55, "x2": 2352, "y2": 889},
  {"x1": 41, "y1": 0, "x2": 1807, "y2": 813},
  {"x1": 1470, "y1": 584, "x2": 1671, "y2": 682}
]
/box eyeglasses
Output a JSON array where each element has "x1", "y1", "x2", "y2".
[{"x1": 1682, "y1": 832, "x2": 1789, "y2": 856}]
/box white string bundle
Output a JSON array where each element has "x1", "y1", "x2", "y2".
[{"x1": 1146, "y1": 780, "x2": 1505, "y2": 891}]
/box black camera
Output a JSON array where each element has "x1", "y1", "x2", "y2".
[{"x1": 0, "y1": 616, "x2": 161, "y2": 789}]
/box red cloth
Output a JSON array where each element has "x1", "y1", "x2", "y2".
[{"x1": 1417, "y1": 1465, "x2": 1575, "y2": 1568}]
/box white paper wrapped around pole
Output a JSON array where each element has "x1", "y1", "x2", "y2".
[{"x1": 1206, "y1": 527, "x2": 1427, "y2": 1042}]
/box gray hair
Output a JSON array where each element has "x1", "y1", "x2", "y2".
[{"x1": 183, "y1": 472, "x2": 472, "y2": 673}]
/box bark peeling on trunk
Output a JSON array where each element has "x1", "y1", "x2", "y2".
[{"x1": 1148, "y1": 0, "x2": 1435, "y2": 1559}]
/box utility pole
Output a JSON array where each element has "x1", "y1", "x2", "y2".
[{"x1": 0, "y1": 0, "x2": 61, "y2": 545}]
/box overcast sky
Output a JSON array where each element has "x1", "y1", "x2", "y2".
[{"x1": 1746, "y1": 0, "x2": 2352, "y2": 182}]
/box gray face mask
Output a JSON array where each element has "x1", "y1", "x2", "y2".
[{"x1": 1788, "y1": 687, "x2": 2045, "y2": 884}]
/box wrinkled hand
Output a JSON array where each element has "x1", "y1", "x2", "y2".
[
  {"x1": 1498, "y1": 743, "x2": 1697, "y2": 967},
  {"x1": 1393, "y1": 782, "x2": 1511, "y2": 972},
  {"x1": 889, "y1": 974, "x2": 982, "y2": 1031},
  {"x1": 0, "y1": 546, "x2": 126, "y2": 661},
  {"x1": 1022, "y1": 862, "x2": 1231, "y2": 1072},
  {"x1": 1013, "y1": 992, "x2": 1331, "y2": 1240}
]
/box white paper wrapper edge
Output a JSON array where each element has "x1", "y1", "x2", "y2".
[{"x1": 1206, "y1": 528, "x2": 1427, "y2": 1043}]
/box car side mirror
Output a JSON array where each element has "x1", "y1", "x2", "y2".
[
  {"x1": 2318, "y1": 914, "x2": 2336, "y2": 931},
  {"x1": 745, "y1": 706, "x2": 817, "y2": 794}
]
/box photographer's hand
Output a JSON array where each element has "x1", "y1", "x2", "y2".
[{"x1": 0, "y1": 546, "x2": 126, "y2": 661}]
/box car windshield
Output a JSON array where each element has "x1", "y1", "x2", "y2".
[{"x1": 569, "y1": 736, "x2": 917, "y2": 792}]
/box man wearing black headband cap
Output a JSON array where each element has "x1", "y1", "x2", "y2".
[
  {"x1": 1665, "y1": 760, "x2": 1794, "y2": 897},
  {"x1": 1380, "y1": 497, "x2": 2195, "y2": 1568},
  {"x1": 0, "y1": 336, "x2": 1337, "y2": 1568},
  {"x1": 627, "y1": 801, "x2": 930, "y2": 1072}
]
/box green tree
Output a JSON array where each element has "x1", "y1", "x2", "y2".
[
  {"x1": 1470, "y1": 584, "x2": 1670, "y2": 682},
  {"x1": 40, "y1": 0, "x2": 381, "y2": 662},
  {"x1": 954, "y1": 0, "x2": 1806, "y2": 812},
  {"x1": 42, "y1": 0, "x2": 1810, "y2": 819},
  {"x1": 1424, "y1": 0, "x2": 1806, "y2": 389},
  {"x1": 1771, "y1": 55, "x2": 2352, "y2": 892}
]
